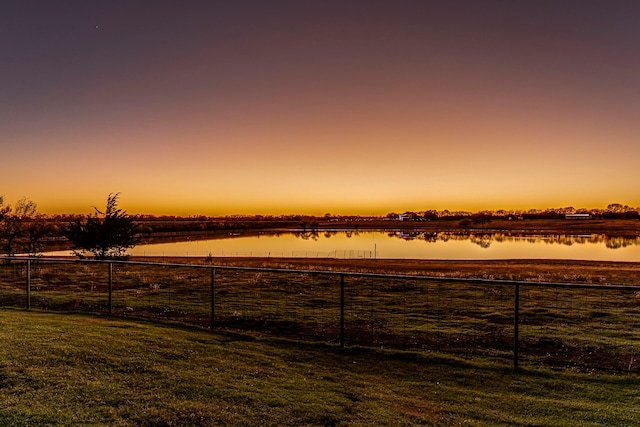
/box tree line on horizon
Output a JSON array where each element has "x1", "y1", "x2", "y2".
[
  {"x1": 386, "y1": 203, "x2": 640, "y2": 221},
  {"x1": 1, "y1": 193, "x2": 639, "y2": 259},
  {"x1": 1, "y1": 192, "x2": 639, "y2": 223},
  {"x1": 386, "y1": 203, "x2": 640, "y2": 220}
]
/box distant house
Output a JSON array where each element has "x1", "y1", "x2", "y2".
[
  {"x1": 398, "y1": 213, "x2": 411, "y2": 221},
  {"x1": 565, "y1": 213, "x2": 591, "y2": 220}
]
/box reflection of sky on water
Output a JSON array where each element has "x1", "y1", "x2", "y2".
[
  {"x1": 48, "y1": 231, "x2": 640, "y2": 261},
  {"x1": 108, "y1": 231, "x2": 640, "y2": 261}
]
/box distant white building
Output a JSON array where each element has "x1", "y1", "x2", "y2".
[
  {"x1": 398, "y1": 213, "x2": 411, "y2": 221},
  {"x1": 565, "y1": 213, "x2": 591, "y2": 220}
]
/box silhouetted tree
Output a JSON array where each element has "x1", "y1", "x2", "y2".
[
  {"x1": 422, "y1": 210, "x2": 439, "y2": 221},
  {"x1": 66, "y1": 193, "x2": 138, "y2": 259},
  {"x1": 0, "y1": 196, "x2": 9, "y2": 219},
  {"x1": 471, "y1": 213, "x2": 492, "y2": 229},
  {"x1": 606, "y1": 203, "x2": 624, "y2": 213},
  {"x1": 0, "y1": 197, "x2": 43, "y2": 257},
  {"x1": 0, "y1": 196, "x2": 12, "y2": 256},
  {"x1": 23, "y1": 212, "x2": 51, "y2": 257}
]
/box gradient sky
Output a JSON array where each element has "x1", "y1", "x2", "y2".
[{"x1": 2, "y1": 1, "x2": 639, "y2": 215}]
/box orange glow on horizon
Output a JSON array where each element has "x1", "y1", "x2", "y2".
[{"x1": 3, "y1": 2, "x2": 639, "y2": 216}]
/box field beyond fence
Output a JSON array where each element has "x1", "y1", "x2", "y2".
[{"x1": 2, "y1": 257, "x2": 640, "y2": 373}]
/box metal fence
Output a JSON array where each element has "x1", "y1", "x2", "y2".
[
  {"x1": 2, "y1": 257, "x2": 640, "y2": 373},
  {"x1": 46, "y1": 249, "x2": 377, "y2": 259}
]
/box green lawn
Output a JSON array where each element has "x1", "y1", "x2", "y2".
[
  {"x1": 3, "y1": 260, "x2": 640, "y2": 372},
  {"x1": 1, "y1": 309, "x2": 639, "y2": 426}
]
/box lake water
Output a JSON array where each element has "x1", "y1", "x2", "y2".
[{"x1": 52, "y1": 231, "x2": 640, "y2": 261}]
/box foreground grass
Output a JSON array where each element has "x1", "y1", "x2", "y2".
[
  {"x1": 6, "y1": 259, "x2": 640, "y2": 371},
  {"x1": 1, "y1": 310, "x2": 639, "y2": 426}
]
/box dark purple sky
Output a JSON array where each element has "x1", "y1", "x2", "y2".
[{"x1": 2, "y1": 1, "x2": 639, "y2": 214}]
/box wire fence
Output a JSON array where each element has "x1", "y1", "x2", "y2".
[
  {"x1": 46, "y1": 249, "x2": 378, "y2": 259},
  {"x1": 2, "y1": 257, "x2": 640, "y2": 373}
]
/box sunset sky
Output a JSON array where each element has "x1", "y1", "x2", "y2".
[{"x1": 2, "y1": 1, "x2": 639, "y2": 216}]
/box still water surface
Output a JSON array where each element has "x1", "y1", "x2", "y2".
[{"x1": 115, "y1": 231, "x2": 640, "y2": 261}]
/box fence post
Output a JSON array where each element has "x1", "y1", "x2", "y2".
[
  {"x1": 108, "y1": 262, "x2": 113, "y2": 314},
  {"x1": 340, "y1": 274, "x2": 345, "y2": 348},
  {"x1": 210, "y1": 268, "x2": 216, "y2": 330},
  {"x1": 514, "y1": 282, "x2": 520, "y2": 369},
  {"x1": 26, "y1": 259, "x2": 31, "y2": 309}
]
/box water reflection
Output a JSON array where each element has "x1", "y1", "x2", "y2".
[
  {"x1": 384, "y1": 231, "x2": 640, "y2": 250},
  {"x1": 291, "y1": 229, "x2": 640, "y2": 250},
  {"x1": 470, "y1": 234, "x2": 492, "y2": 248},
  {"x1": 47, "y1": 230, "x2": 640, "y2": 261},
  {"x1": 295, "y1": 230, "x2": 319, "y2": 241}
]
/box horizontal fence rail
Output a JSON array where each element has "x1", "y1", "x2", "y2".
[
  {"x1": 2, "y1": 256, "x2": 640, "y2": 373},
  {"x1": 46, "y1": 249, "x2": 378, "y2": 259}
]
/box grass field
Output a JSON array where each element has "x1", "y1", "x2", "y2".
[
  {"x1": 172, "y1": 257, "x2": 640, "y2": 286},
  {"x1": 2, "y1": 258, "x2": 640, "y2": 373},
  {"x1": 1, "y1": 309, "x2": 640, "y2": 426}
]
